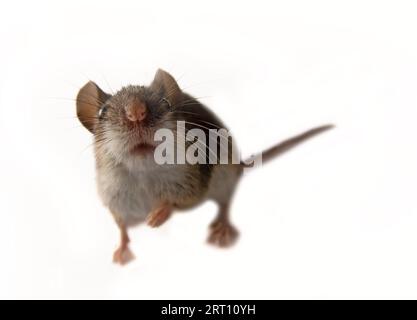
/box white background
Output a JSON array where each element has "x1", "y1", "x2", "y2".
[{"x1": 1, "y1": 0, "x2": 417, "y2": 299}]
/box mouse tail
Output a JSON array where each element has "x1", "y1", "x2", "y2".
[{"x1": 241, "y1": 124, "x2": 334, "y2": 167}]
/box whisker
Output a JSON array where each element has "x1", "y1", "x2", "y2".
[
  {"x1": 163, "y1": 119, "x2": 230, "y2": 142},
  {"x1": 175, "y1": 131, "x2": 219, "y2": 163},
  {"x1": 169, "y1": 111, "x2": 226, "y2": 130},
  {"x1": 99, "y1": 73, "x2": 115, "y2": 95}
]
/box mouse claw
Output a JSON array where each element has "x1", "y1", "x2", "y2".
[
  {"x1": 113, "y1": 246, "x2": 135, "y2": 265},
  {"x1": 207, "y1": 221, "x2": 239, "y2": 248}
]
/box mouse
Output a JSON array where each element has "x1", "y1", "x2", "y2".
[{"x1": 76, "y1": 68, "x2": 333, "y2": 265}]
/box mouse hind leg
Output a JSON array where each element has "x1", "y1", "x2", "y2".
[
  {"x1": 208, "y1": 202, "x2": 239, "y2": 247},
  {"x1": 112, "y1": 217, "x2": 135, "y2": 265},
  {"x1": 206, "y1": 164, "x2": 242, "y2": 248}
]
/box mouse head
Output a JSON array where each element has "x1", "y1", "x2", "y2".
[{"x1": 76, "y1": 69, "x2": 183, "y2": 162}]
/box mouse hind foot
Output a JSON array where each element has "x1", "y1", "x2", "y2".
[
  {"x1": 113, "y1": 223, "x2": 135, "y2": 265},
  {"x1": 113, "y1": 245, "x2": 135, "y2": 265},
  {"x1": 207, "y1": 203, "x2": 239, "y2": 248}
]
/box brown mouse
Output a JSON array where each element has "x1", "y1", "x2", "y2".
[{"x1": 76, "y1": 69, "x2": 333, "y2": 264}]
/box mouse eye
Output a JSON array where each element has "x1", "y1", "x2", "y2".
[{"x1": 98, "y1": 105, "x2": 109, "y2": 120}]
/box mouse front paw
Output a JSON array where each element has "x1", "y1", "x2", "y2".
[
  {"x1": 146, "y1": 205, "x2": 172, "y2": 228},
  {"x1": 207, "y1": 221, "x2": 239, "y2": 248}
]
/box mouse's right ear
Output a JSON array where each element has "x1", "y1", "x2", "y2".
[{"x1": 76, "y1": 81, "x2": 110, "y2": 133}]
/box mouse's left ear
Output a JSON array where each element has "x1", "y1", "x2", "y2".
[
  {"x1": 150, "y1": 69, "x2": 183, "y2": 106},
  {"x1": 76, "y1": 81, "x2": 111, "y2": 133}
]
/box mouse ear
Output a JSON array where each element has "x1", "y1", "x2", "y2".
[
  {"x1": 150, "y1": 69, "x2": 182, "y2": 106},
  {"x1": 76, "y1": 81, "x2": 110, "y2": 133}
]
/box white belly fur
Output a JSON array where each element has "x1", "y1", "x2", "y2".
[
  {"x1": 97, "y1": 158, "x2": 193, "y2": 226},
  {"x1": 97, "y1": 156, "x2": 243, "y2": 226}
]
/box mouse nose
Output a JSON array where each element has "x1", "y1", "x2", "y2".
[{"x1": 126, "y1": 101, "x2": 147, "y2": 122}]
